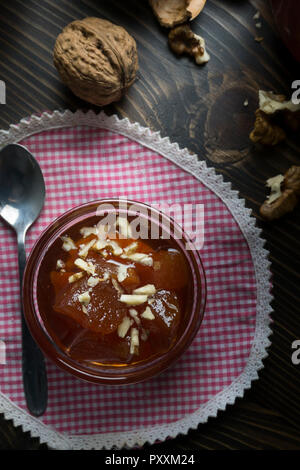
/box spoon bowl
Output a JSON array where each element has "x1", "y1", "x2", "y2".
[
  {"x1": 0, "y1": 143, "x2": 48, "y2": 416},
  {"x1": 0, "y1": 144, "x2": 45, "y2": 232}
]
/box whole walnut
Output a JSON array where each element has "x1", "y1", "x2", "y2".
[{"x1": 53, "y1": 17, "x2": 138, "y2": 106}]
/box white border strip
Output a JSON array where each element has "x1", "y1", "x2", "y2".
[{"x1": 0, "y1": 111, "x2": 272, "y2": 450}]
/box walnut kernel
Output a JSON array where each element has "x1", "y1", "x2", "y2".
[
  {"x1": 250, "y1": 109, "x2": 286, "y2": 146},
  {"x1": 250, "y1": 90, "x2": 300, "y2": 146},
  {"x1": 168, "y1": 25, "x2": 210, "y2": 64},
  {"x1": 260, "y1": 166, "x2": 300, "y2": 220}
]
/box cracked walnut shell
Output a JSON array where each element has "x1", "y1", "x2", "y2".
[
  {"x1": 149, "y1": 0, "x2": 207, "y2": 28},
  {"x1": 53, "y1": 17, "x2": 138, "y2": 106}
]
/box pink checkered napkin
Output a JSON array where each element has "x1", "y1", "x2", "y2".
[{"x1": 0, "y1": 126, "x2": 256, "y2": 437}]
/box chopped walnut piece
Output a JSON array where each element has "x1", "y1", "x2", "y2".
[
  {"x1": 141, "y1": 306, "x2": 155, "y2": 320},
  {"x1": 123, "y1": 242, "x2": 138, "y2": 255},
  {"x1": 117, "y1": 316, "x2": 133, "y2": 338},
  {"x1": 74, "y1": 258, "x2": 96, "y2": 276},
  {"x1": 117, "y1": 264, "x2": 129, "y2": 283},
  {"x1": 78, "y1": 291, "x2": 91, "y2": 306},
  {"x1": 119, "y1": 294, "x2": 148, "y2": 306},
  {"x1": 121, "y1": 252, "x2": 153, "y2": 266},
  {"x1": 260, "y1": 166, "x2": 300, "y2": 220},
  {"x1": 133, "y1": 284, "x2": 156, "y2": 295},
  {"x1": 168, "y1": 25, "x2": 210, "y2": 65},
  {"x1": 78, "y1": 238, "x2": 97, "y2": 259},
  {"x1": 87, "y1": 276, "x2": 100, "y2": 287},
  {"x1": 56, "y1": 259, "x2": 65, "y2": 270},
  {"x1": 111, "y1": 278, "x2": 124, "y2": 294},
  {"x1": 61, "y1": 235, "x2": 76, "y2": 252},
  {"x1": 79, "y1": 226, "x2": 98, "y2": 238},
  {"x1": 68, "y1": 272, "x2": 84, "y2": 284},
  {"x1": 130, "y1": 327, "x2": 139, "y2": 355},
  {"x1": 129, "y1": 308, "x2": 141, "y2": 325}
]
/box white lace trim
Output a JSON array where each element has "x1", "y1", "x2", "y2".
[{"x1": 0, "y1": 110, "x2": 272, "y2": 450}]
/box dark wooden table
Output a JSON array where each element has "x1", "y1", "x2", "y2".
[{"x1": 0, "y1": 0, "x2": 300, "y2": 451}]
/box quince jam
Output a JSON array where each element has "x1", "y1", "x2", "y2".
[{"x1": 37, "y1": 219, "x2": 192, "y2": 366}]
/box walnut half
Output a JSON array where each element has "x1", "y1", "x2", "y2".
[
  {"x1": 250, "y1": 109, "x2": 286, "y2": 146},
  {"x1": 250, "y1": 90, "x2": 300, "y2": 146},
  {"x1": 260, "y1": 166, "x2": 300, "y2": 220},
  {"x1": 168, "y1": 25, "x2": 210, "y2": 64}
]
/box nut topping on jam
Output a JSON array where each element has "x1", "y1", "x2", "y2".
[
  {"x1": 130, "y1": 327, "x2": 139, "y2": 355},
  {"x1": 56, "y1": 259, "x2": 65, "y2": 270},
  {"x1": 78, "y1": 291, "x2": 91, "y2": 305},
  {"x1": 141, "y1": 306, "x2": 155, "y2": 320},
  {"x1": 117, "y1": 264, "x2": 129, "y2": 283},
  {"x1": 61, "y1": 235, "x2": 76, "y2": 252},
  {"x1": 120, "y1": 294, "x2": 148, "y2": 306},
  {"x1": 78, "y1": 238, "x2": 98, "y2": 259},
  {"x1": 87, "y1": 276, "x2": 100, "y2": 287},
  {"x1": 117, "y1": 316, "x2": 133, "y2": 338},
  {"x1": 121, "y1": 252, "x2": 153, "y2": 266},
  {"x1": 47, "y1": 219, "x2": 190, "y2": 364},
  {"x1": 68, "y1": 272, "x2": 84, "y2": 283},
  {"x1": 74, "y1": 258, "x2": 96, "y2": 275},
  {"x1": 133, "y1": 284, "x2": 156, "y2": 295},
  {"x1": 129, "y1": 308, "x2": 141, "y2": 325}
]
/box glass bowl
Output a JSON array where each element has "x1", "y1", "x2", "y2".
[{"x1": 23, "y1": 199, "x2": 207, "y2": 385}]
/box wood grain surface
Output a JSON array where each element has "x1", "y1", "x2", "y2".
[{"x1": 0, "y1": 0, "x2": 300, "y2": 451}]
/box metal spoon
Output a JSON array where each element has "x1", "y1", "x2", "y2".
[{"x1": 0, "y1": 143, "x2": 48, "y2": 416}]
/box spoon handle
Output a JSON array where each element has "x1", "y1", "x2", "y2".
[{"x1": 18, "y1": 232, "x2": 48, "y2": 417}]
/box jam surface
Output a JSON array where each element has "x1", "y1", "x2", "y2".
[{"x1": 37, "y1": 217, "x2": 192, "y2": 366}]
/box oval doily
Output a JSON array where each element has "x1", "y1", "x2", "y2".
[{"x1": 0, "y1": 111, "x2": 272, "y2": 450}]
